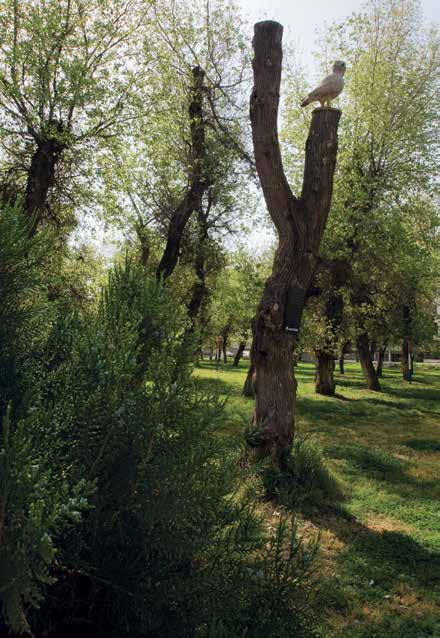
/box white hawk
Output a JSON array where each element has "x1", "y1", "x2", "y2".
[{"x1": 300, "y1": 61, "x2": 346, "y2": 108}]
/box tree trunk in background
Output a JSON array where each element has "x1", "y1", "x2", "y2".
[
  {"x1": 233, "y1": 341, "x2": 246, "y2": 367},
  {"x1": 376, "y1": 344, "x2": 387, "y2": 378},
  {"x1": 248, "y1": 21, "x2": 341, "y2": 468},
  {"x1": 222, "y1": 324, "x2": 231, "y2": 364},
  {"x1": 314, "y1": 265, "x2": 347, "y2": 396},
  {"x1": 402, "y1": 337, "x2": 412, "y2": 381},
  {"x1": 156, "y1": 67, "x2": 208, "y2": 281},
  {"x1": 357, "y1": 333, "x2": 381, "y2": 391},
  {"x1": 315, "y1": 352, "x2": 336, "y2": 396},
  {"x1": 243, "y1": 363, "x2": 255, "y2": 397},
  {"x1": 25, "y1": 135, "x2": 65, "y2": 235},
  {"x1": 401, "y1": 304, "x2": 414, "y2": 382},
  {"x1": 370, "y1": 340, "x2": 377, "y2": 362},
  {"x1": 339, "y1": 356, "x2": 345, "y2": 375},
  {"x1": 339, "y1": 340, "x2": 350, "y2": 375}
]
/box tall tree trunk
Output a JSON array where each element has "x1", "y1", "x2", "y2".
[
  {"x1": 357, "y1": 333, "x2": 381, "y2": 391},
  {"x1": 339, "y1": 340, "x2": 351, "y2": 375},
  {"x1": 247, "y1": 21, "x2": 341, "y2": 468},
  {"x1": 401, "y1": 337, "x2": 413, "y2": 381},
  {"x1": 315, "y1": 352, "x2": 336, "y2": 396},
  {"x1": 243, "y1": 363, "x2": 255, "y2": 397},
  {"x1": 376, "y1": 344, "x2": 387, "y2": 378},
  {"x1": 233, "y1": 341, "x2": 246, "y2": 367},
  {"x1": 156, "y1": 66, "x2": 208, "y2": 281},
  {"x1": 24, "y1": 135, "x2": 65, "y2": 235},
  {"x1": 221, "y1": 323, "x2": 231, "y2": 364},
  {"x1": 401, "y1": 304, "x2": 414, "y2": 381}
]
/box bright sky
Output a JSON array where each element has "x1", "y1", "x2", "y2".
[
  {"x1": 234, "y1": 0, "x2": 439, "y2": 253},
  {"x1": 238, "y1": 0, "x2": 439, "y2": 62}
]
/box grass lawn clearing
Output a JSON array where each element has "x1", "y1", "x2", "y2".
[{"x1": 194, "y1": 361, "x2": 440, "y2": 637}]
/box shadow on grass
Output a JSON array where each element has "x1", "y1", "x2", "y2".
[
  {"x1": 302, "y1": 505, "x2": 440, "y2": 595},
  {"x1": 339, "y1": 614, "x2": 440, "y2": 638},
  {"x1": 194, "y1": 375, "x2": 238, "y2": 395},
  {"x1": 405, "y1": 438, "x2": 440, "y2": 453},
  {"x1": 325, "y1": 444, "x2": 439, "y2": 501}
]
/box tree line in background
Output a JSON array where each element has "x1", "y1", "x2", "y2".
[{"x1": 0, "y1": 0, "x2": 439, "y2": 635}]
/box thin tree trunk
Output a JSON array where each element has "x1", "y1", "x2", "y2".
[
  {"x1": 247, "y1": 21, "x2": 341, "y2": 468},
  {"x1": 233, "y1": 341, "x2": 246, "y2": 367},
  {"x1": 315, "y1": 352, "x2": 336, "y2": 396},
  {"x1": 357, "y1": 333, "x2": 381, "y2": 391},
  {"x1": 401, "y1": 337, "x2": 412, "y2": 381},
  {"x1": 339, "y1": 356, "x2": 345, "y2": 375},
  {"x1": 243, "y1": 363, "x2": 255, "y2": 397},
  {"x1": 222, "y1": 328, "x2": 230, "y2": 364},
  {"x1": 376, "y1": 344, "x2": 387, "y2": 378},
  {"x1": 370, "y1": 340, "x2": 377, "y2": 362},
  {"x1": 156, "y1": 67, "x2": 208, "y2": 281}
]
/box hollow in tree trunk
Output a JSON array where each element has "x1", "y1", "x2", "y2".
[
  {"x1": 357, "y1": 333, "x2": 381, "y2": 391},
  {"x1": 315, "y1": 352, "x2": 336, "y2": 396},
  {"x1": 233, "y1": 341, "x2": 246, "y2": 367},
  {"x1": 247, "y1": 21, "x2": 341, "y2": 468}
]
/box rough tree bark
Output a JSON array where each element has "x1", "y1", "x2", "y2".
[
  {"x1": 315, "y1": 352, "x2": 336, "y2": 395},
  {"x1": 156, "y1": 66, "x2": 208, "y2": 281},
  {"x1": 247, "y1": 21, "x2": 341, "y2": 467},
  {"x1": 233, "y1": 341, "x2": 246, "y2": 367},
  {"x1": 24, "y1": 134, "x2": 66, "y2": 235},
  {"x1": 357, "y1": 332, "x2": 381, "y2": 391}
]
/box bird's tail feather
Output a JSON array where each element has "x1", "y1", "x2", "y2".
[{"x1": 300, "y1": 97, "x2": 310, "y2": 107}]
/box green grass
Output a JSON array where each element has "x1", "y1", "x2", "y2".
[{"x1": 194, "y1": 360, "x2": 440, "y2": 637}]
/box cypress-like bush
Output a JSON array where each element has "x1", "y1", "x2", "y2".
[{"x1": 1, "y1": 207, "x2": 320, "y2": 637}]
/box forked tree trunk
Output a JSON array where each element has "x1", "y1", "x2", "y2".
[
  {"x1": 315, "y1": 352, "x2": 336, "y2": 396},
  {"x1": 233, "y1": 341, "x2": 246, "y2": 367},
  {"x1": 156, "y1": 66, "x2": 208, "y2": 281},
  {"x1": 357, "y1": 332, "x2": 381, "y2": 391},
  {"x1": 247, "y1": 21, "x2": 341, "y2": 468}
]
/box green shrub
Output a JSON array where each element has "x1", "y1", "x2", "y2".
[
  {"x1": 261, "y1": 436, "x2": 344, "y2": 508},
  {"x1": 0, "y1": 405, "x2": 89, "y2": 635},
  {"x1": 1, "y1": 242, "x2": 321, "y2": 637}
]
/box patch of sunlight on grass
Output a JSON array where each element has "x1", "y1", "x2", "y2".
[{"x1": 193, "y1": 359, "x2": 440, "y2": 637}]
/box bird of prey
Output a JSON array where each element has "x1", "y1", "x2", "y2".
[{"x1": 300, "y1": 61, "x2": 346, "y2": 108}]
